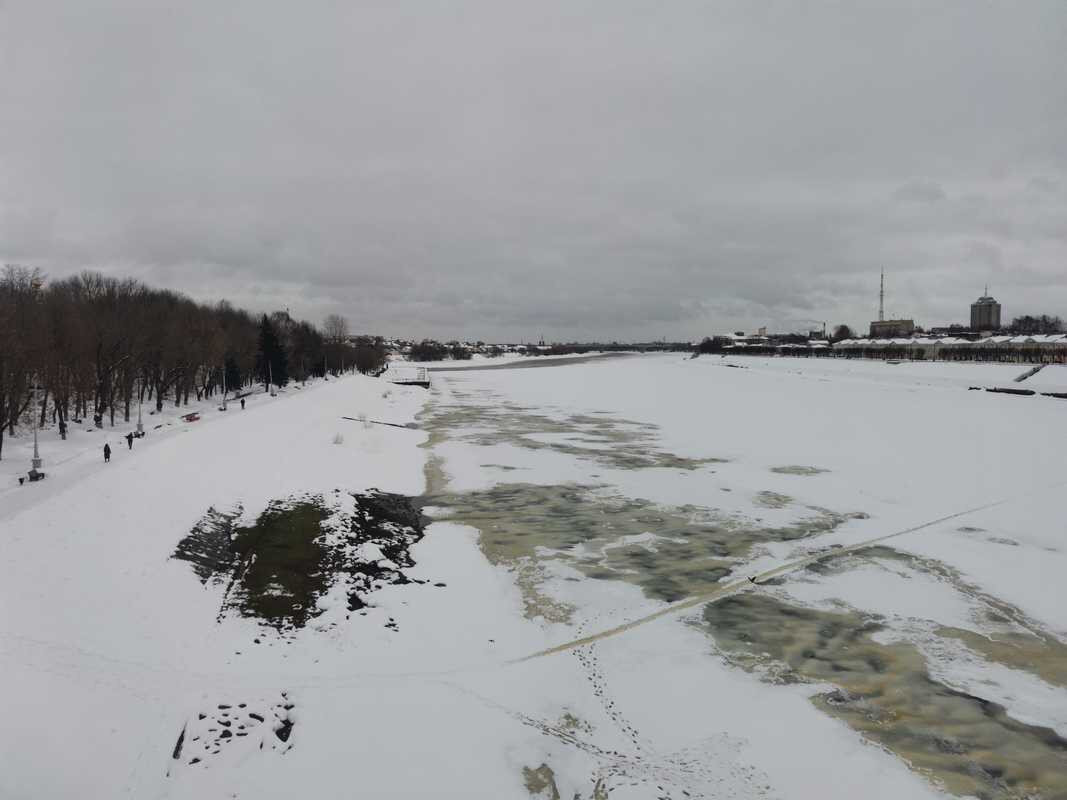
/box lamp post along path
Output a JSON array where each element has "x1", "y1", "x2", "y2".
[
  {"x1": 27, "y1": 376, "x2": 45, "y2": 482},
  {"x1": 136, "y1": 380, "x2": 144, "y2": 436},
  {"x1": 31, "y1": 378, "x2": 42, "y2": 472}
]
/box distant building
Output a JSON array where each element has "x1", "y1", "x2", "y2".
[
  {"x1": 869, "y1": 319, "x2": 915, "y2": 338},
  {"x1": 868, "y1": 270, "x2": 915, "y2": 338},
  {"x1": 970, "y1": 290, "x2": 1002, "y2": 331},
  {"x1": 927, "y1": 325, "x2": 980, "y2": 341}
]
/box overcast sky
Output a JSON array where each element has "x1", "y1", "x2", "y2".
[{"x1": 3, "y1": 2, "x2": 1065, "y2": 340}]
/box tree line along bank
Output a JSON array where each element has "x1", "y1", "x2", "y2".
[{"x1": 0, "y1": 266, "x2": 387, "y2": 461}]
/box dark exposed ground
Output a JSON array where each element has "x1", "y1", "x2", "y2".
[
  {"x1": 169, "y1": 693, "x2": 297, "y2": 774},
  {"x1": 172, "y1": 491, "x2": 426, "y2": 631}
]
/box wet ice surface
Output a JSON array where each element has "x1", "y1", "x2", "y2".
[
  {"x1": 701, "y1": 585, "x2": 1067, "y2": 800},
  {"x1": 424, "y1": 390, "x2": 726, "y2": 472},
  {"x1": 424, "y1": 481, "x2": 863, "y2": 617},
  {"x1": 420, "y1": 387, "x2": 814, "y2": 798},
  {"x1": 769, "y1": 465, "x2": 829, "y2": 476},
  {"x1": 422, "y1": 368, "x2": 1067, "y2": 800}
]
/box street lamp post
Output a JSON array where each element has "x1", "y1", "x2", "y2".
[
  {"x1": 29, "y1": 377, "x2": 44, "y2": 481},
  {"x1": 136, "y1": 379, "x2": 144, "y2": 437}
]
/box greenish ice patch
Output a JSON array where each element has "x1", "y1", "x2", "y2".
[
  {"x1": 424, "y1": 392, "x2": 725, "y2": 471},
  {"x1": 424, "y1": 482, "x2": 866, "y2": 618},
  {"x1": 558, "y1": 711, "x2": 594, "y2": 735},
  {"x1": 754, "y1": 490, "x2": 792, "y2": 509},
  {"x1": 821, "y1": 545, "x2": 1067, "y2": 692},
  {"x1": 940, "y1": 627, "x2": 1067, "y2": 691},
  {"x1": 523, "y1": 764, "x2": 562, "y2": 799},
  {"x1": 770, "y1": 465, "x2": 829, "y2": 476},
  {"x1": 700, "y1": 593, "x2": 1067, "y2": 800},
  {"x1": 522, "y1": 764, "x2": 608, "y2": 800}
]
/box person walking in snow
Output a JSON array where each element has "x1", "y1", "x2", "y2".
[
  {"x1": 125, "y1": 432, "x2": 134, "y2": 450},
  {"x1": 240, "y1": 397, "x2": 245, "y2": 410},
  {"x1": 103, "y1": 443, "x2": 111, "y2": 463}
]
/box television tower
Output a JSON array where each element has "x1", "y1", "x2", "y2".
[{"x1": 878, "y1": 270, "x2": 885, "y2": 322}]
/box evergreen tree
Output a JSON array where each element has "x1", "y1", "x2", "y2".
[
  {"x1": 256, "y1": 315, "x2": 289, "y2": 388},
  {"x1": 831, "y1": 324, "x2": 855, "y2": 342},
  {"x1": 697, "y1": 336, "x2": 731, "y2": 354},
  {"x1": 224, "y1": 356, "x2": 242, "y2": 394}
]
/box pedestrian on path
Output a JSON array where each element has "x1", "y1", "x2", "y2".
[
  {"x1": 103, "y1": 443, "x2": 111, "y2": 463},
  {"x1": 240, "y1": 397, "x2": 245, "y2": 410},
  {"x1": 125, "y1": 432, "x2": 134, "y2": 450}
]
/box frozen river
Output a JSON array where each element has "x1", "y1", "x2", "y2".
[{"x1": 421, "y1": 354, "x2": 1067, "y2": 799}]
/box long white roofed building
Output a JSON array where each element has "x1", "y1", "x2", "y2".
[{"x1": 831, "y1": 334, "x2": 1067, "y2": 363}]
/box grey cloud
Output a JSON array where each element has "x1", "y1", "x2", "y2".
[
  {"x1": 1028, "y1": 176, "x2": 1060, "y2": 195},
  {"x1": 893, "y1": 180, "x2": 947, "y2": 204},
  {"x1": 964, "y1": 241, "x2": 1004, "y2": 271},
  {"x1": 2, "y1": 1, "x2": 1066, "y2": 340}
]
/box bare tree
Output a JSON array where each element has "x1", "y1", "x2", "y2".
[
  {"x1": 0, "y1": 266, "x2": 44, "y2": 459},
  {"x1": 1008, "y1": 315, "x2": 1064, "y2": 335},
  {"x1": 322, "y1": 314, "x2": 350, "y2": 344},
  {"x1": 0, "y1": 268, "x2": 349, "y2": 462},
  {"x1": 321, "y1": 314, "x2": 354, "y2": 375}
]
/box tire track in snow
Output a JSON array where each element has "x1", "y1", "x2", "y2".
[{"x1": 509, "y1": 485, "x2": 1066, "y2": 664}]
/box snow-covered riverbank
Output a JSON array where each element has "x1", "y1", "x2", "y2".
[{"x1": 0, "y1": 374, "x2": 440, "y2": 797}]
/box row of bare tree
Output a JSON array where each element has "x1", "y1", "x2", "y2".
[{"x1": 0, "y1": 266, "x2": 386, "y2": 460}]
